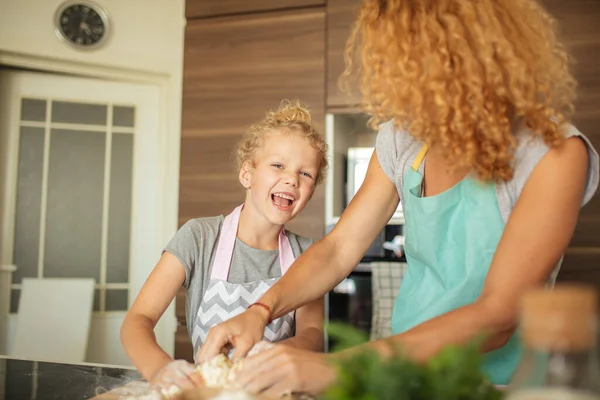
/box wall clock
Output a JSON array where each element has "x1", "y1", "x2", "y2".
[{"x1": 54, "y1": 1, "x2": 110, "y2": 49}]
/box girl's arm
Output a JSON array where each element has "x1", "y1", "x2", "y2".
[
  {"x1": 279, "y1": 297, "x2": 324, "y2": 352},
  {"x1": 120, "y1": 252, "x2": 189, "y2": 380},
  {"x1": 199, "y1": 150, "x2": 401, "y2": 361},
  {"x1": 367, "y1": 137, "x2": 590, "y2": 361}
]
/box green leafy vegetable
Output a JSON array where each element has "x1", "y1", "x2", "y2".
[{"x1": 319, "y1": 323, "x2": 503, "y2": 400}]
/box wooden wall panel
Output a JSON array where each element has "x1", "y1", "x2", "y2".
[
  {"x1": 174, "y1": 289, "x2": 194, "y2": 363},
  {"x1": 544, "y1": 0, "x2": 600, "y2": 287},
  {"x1": 326, "y1": 0, "x2": 362, "y2": 109},
  {"x1": 186, "y1": 0, "x2": 325, "y2": 19},
  {"x1": 181, "y1": 8, "x2": 326, "y2": 238},
  {"x1": 177, "y1": 8, "x2": 326, "y2": 360}
]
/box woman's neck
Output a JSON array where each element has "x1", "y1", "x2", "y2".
[{"x1": 236, "y1": 204, "x2": 281, "y2": 251}]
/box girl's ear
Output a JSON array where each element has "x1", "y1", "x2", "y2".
[{"x1": 239, "y1": 160, "x2": 253, "y2": 189}]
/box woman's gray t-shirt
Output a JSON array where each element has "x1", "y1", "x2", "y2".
[
  {"x1": 375, "y1": 120, "x2": 599, "y2": 224},
  {"x1": 164, "y1": 216, "x2": 314, "y2": 339}
]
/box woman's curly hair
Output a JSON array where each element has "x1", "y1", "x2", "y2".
[
  {"x1": 236, "y1": 99, "x2": 329, "y2": 184},
  {"x1": 342, "y1": 0, "x2": 576, "y2": 182}
]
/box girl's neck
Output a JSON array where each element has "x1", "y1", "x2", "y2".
[{"x1": 236, "y1": 204, "x2": 281, "y2": 251}]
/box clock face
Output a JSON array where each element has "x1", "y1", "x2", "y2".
[{"x1": 55, "y1": 2, "x2": 109, "y2": 48}]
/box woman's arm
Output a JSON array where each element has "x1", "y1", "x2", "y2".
[
  {"x1": 121, "y1": 252, "x2": 190, "y2": 380},
  {"x1": 233, "y1": 137, "x2": 590, "y2": 398},
  {"x1": 279, "y1": 297, "x2": 324, "y2": 352},
  {"x1": 367, "y1": 137, "x2": 590, "y2": 361},
  {"x1": 262, "y1": 150, "x2": 401, "y2": 319},
  {"x1": 198, "y1": 150, "x2": 400, "y2": 361}
]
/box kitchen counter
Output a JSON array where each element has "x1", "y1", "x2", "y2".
[
  {"x1": 0, "y1": 355, "x2": 142, "y2": 399},
  {"x1": 0, "y1": 356, "x2": 278, "y2": 400}
]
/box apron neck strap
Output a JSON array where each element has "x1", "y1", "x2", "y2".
[
  {"x1": 411, "y1": 144, "x2": 429, "y2": 171},
  {"x1": 278, "y1": 229, "x2": 295, "y2": 274},
  {"x1": 211, "y1": 205, "x2": 243, "y2": 281},
  {"x1": 211, "y1": 204, "x2": 296, "y2": 281}
]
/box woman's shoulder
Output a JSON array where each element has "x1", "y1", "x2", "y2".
[
  {"x1": 512, "y1": 123, "x2": 598, "y2": 204},
  {"x1": 376, "y1": 119, "x2": 421, "y2": 152},
  {"x1": 375, "y1": 119, "x2": 424, "y2": 182},
  {"x1": 496, "y1": 122, "x2": 599, "y2": 222}
]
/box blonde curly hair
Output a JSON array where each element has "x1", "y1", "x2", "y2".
[
  {"x1": 236, "y1": 100, "x2": 329, "y2": 184},
  {"x1": 342, "y1": 0, "x2": 576, "y2": 182}
]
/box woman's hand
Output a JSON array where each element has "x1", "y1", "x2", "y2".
[
  {"x1": 149, "y1": 360, "x2": 204, "y2": 393},
  {"x1": 235, "y1": 345, "x2": 337, "y2": 397},
  {"x1": 197, "y1": 306, "x2": 269, "y2": 363}
]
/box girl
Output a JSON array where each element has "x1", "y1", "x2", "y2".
[
  {"x1": 120, "y1": 100, "x2": 329, "y2": 391},
  {"x1": 198, "y1": 0, "x2": 599, "y2": 396}
]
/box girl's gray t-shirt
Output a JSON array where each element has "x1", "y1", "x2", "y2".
[
  {"x1": 375, "y1": 119, "x2": 599, "y2": 224},
  {"x1": 164, "y1": 216, "x2": 314, "y2": 339}
]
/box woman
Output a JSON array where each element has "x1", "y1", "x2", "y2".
[{"x1": 198, "y1": 0, "x2": 599, "y2": 396}]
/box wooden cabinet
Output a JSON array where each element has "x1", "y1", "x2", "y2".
[
  {"x1": 327, "y1": 0, "x2": 362, "y2": 109},
  {"x1": 186, "y1": 0, "x2": 324, "y2": 19},
  {"x1": 181, "y1": 8, "x2": 326, "y2": 238},
  {"x1": 543, "y1": 0, "x2": 600, "y2": 287},
  {"x1": 174, "y1": 289, "x2": 194, "y2": 362}
]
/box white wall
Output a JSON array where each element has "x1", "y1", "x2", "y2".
[
  {"x1": 0, "y1": 0, "x2": 185, "y2": 76},
  {"x1": 0, "y1": 0, "x2": 186, "y2": 366}
]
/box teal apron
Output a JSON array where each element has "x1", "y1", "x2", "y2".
[{"x1": 391, "y1": 145, "x2": 521, "y2": 385}]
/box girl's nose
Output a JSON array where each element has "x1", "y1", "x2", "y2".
[{"x1": 283, "y1": 173, "x2": 299, "y2": 187}]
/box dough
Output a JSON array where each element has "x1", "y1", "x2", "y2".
[
  {"x1": 196, "y1": 354, "x2": 238, "y2": 389},
  {"x1": 196, "y1": 341, "x2": 275, "y2": 390}
]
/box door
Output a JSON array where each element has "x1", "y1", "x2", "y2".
[{"x1": 0, "y1": 70, "x2": 174, "y2": 366}]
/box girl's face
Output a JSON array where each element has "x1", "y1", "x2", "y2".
[{"x1": 240, "y1": 130, "x2": 320, "y2": 226}]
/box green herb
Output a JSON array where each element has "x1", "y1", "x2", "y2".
[{"x1": 320, "y1": 323, "x2": 503, "y2": 400}]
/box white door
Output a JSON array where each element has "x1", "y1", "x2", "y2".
[{"x1": 0, "y1": 70, "x2": 175, "y2": 366}]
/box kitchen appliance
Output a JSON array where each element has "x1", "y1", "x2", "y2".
[{"x1": 346, "y1": 147, "x2": 404, "y2": 222}]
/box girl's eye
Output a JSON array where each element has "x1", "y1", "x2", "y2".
[
  {"x1": 301, "y1": 171, "x2": 314, "y2": 179},
  {"x1": 272, "y1": 163, "x2": 284, "y2": 169}
]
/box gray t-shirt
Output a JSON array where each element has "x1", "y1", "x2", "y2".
[
  {"x1": 375, "y1": 120, "x2": 599, "y2": 224},
  {"x1": 164, "y1": 216, "x2": 314, "y2": 338}
]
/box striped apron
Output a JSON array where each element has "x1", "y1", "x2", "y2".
[{"x1": 191, "y1": 204, "x2": 296, "y2": 358}]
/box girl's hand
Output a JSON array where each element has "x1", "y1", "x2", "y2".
[
  {"x1": 235, "y1": 345, "x2": 337, "y2": 397},
  {"x1": 197, "y1": 307, "x2": 269, "y2": 363},
  {"x1": 149, "y1": 360, "x2": 204, "y2": 393}
]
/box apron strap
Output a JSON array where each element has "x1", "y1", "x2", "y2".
[
  {"x1": 411, "y1": 144, "x2": 429, "y2": 171},
  {"x1": 211, "y1": 205, "x2": 243, "y2": 281},
  {"x1": 211, "y1": 204, "x2": 297, "y2": 281},
  {"x1": 278, "y1": 229, "x2": 295, "y2": 274}
]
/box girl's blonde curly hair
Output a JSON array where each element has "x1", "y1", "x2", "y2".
[
  {"x1": 236, "y1": 100, "x2": 329, "y2": 184},
  {"x1": 342, "y1": 0, "x2": 576, "y2": 182}
]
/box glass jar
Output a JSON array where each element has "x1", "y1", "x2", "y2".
[{"x1": 507, "y1": 284, "x2": 600, "y2": 400}]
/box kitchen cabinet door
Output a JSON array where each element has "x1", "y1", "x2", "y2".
[
  {"x1": 543, "y1": 0, "x2": 600, "y2": 289},
  {"x1": 327, "y1": 0, "x2": 362, "y2": 110},
  {"x1": 186, "y1": 0, "x2": 324, "y2": 19},
  {"x1": 181, "y1": 8, "x2": 325, "y2": 237}
]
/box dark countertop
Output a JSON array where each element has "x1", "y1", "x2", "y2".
[{"x1": 0, "y1": 355, "x2": 142, "y2": 400}]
